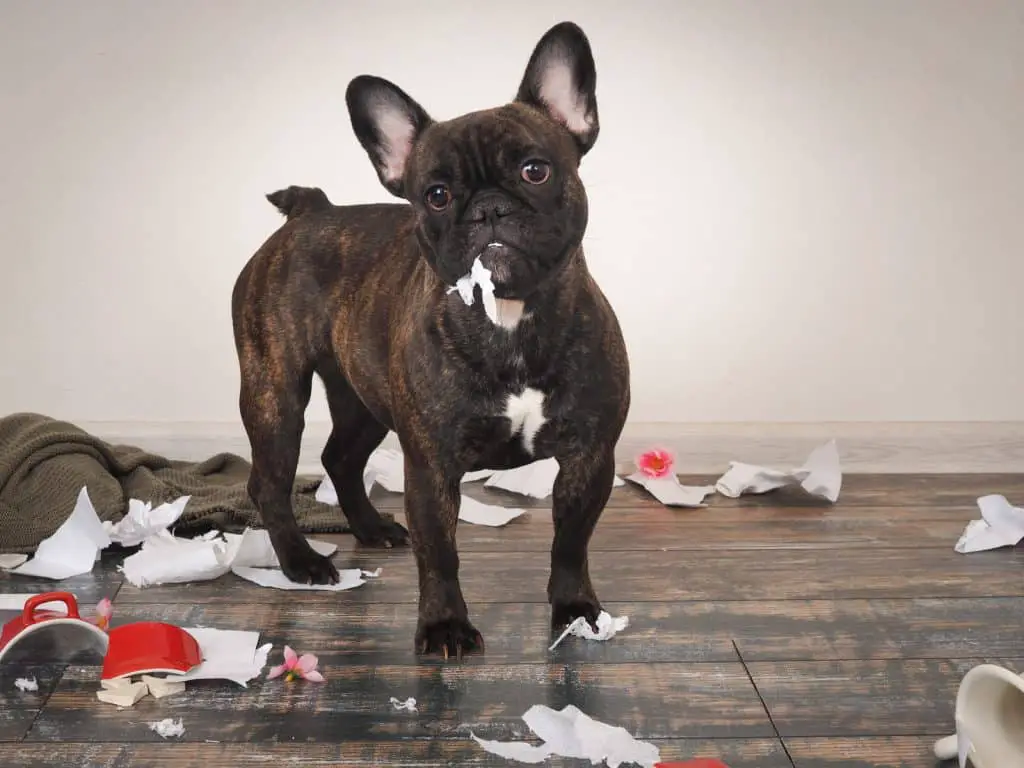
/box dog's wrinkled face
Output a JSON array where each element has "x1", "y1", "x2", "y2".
[{"x1": 345, "y1": 22, "x2": 600, "y2": 300}]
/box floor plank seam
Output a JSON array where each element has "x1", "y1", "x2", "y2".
[{"x1": 732, "y1": 640, "x2": 797, "y2": 768}]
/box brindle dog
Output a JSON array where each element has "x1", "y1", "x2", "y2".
[{"x1": 231, "y1": 21, "x2": 630, "y2": 659}]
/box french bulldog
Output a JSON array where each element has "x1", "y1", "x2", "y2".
[{"x1": 231, "y1": 21, "x2": 630, "y2": 659}]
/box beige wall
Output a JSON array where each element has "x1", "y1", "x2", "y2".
[{"x1": 1, "y1": 0, "x2": 1022, "y2": 427}]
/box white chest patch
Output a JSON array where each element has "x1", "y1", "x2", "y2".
[{"x1": 503, "y1": 388, "x2": 547, "y2": 455}]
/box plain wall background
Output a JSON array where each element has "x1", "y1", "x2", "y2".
[{"x1": 1, "y1": 0, "x2": 1022, "y2": 428}]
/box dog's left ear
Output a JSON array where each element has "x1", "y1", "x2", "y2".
[
  {"x1": 346, "y1": 75, "x2": 433, "y2": 198},
  {"x1": 515, "y1": 21, "x2": 599, "y2": 157}
]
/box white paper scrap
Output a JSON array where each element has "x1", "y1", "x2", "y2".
[
  {"x1": 0, "y1": 554, "x2": 28, "y2": 570},
  {"x1": 549, "y1": 611, "x2": 630, "y2": 651},
  {"x1": 120, "y1": 530, "x2": 231, "y2": 588},
  {"x1": 366, "y1": 448, "x2": 405, "y2": 493},
  {"x1": 714, "y1": 439, "x2": 842, "y2": 502},
  {"x1": 955, "y1": 494, "x2": 1024, "y2": 553},
  {"x1": 462, "y1": 469, "x2": 495, "y2": 483},
  {"x1": 11, "y1": 487, "x2": 112, "y2": 580},
  {"x1": 448, "y1": 256, "x2": 499, "y2": 324},
  {"x1": 459, "y1": 497, "x2": 526, "y2": 527},
  {"x1": 14, "y1": 677, "x2": 38, "y2": 692},
  {"x1": 150, "y1": 718, "x2": 185, "y2": 739},
  {"x1": 104, "y1": 496, "x2": 190, "y2": 548},
  {"x1": 472, "y1": 704, "x2": 660, "y2": 768},
  {"x1": 485, "y1": 458, "x2": 624, "y2": 500},
  {"x1": 174, "y1": 628, "x2": 270, "y2": 687},
  {"x1": 390, "y1": 696, "x2": 418, "y2": 712},
  {"x1": 224, "y1": 528, "x2": 337, "y2": 568},
  {"x1": 624, "y1": 473, "x2": 714, "y2": 508},
  {"x1": 231, "y1": 566, "x2": 372, "y2": 592}
]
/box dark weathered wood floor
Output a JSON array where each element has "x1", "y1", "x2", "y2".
[{"x1": 2, "y1": 473, "x2": 1023, "y2": 767}]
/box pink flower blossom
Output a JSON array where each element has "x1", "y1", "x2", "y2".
[
  {"x1": 94, "y1": 598, "x2": 113, "y2": 631},
  {"x1": 637, "y1": 449, "x2": 674, "y2": 479},
  {"x1": 267, "y1": 645, "x2": 325, "y2": 683}
]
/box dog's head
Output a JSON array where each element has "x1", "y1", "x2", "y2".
[{"x1": 345, "y1": 22, "x2": 599, "y2": 300}]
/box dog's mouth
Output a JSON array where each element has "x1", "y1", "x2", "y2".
[{"x1": 479, "y1": 241, "x2": 516, "y2": 283}]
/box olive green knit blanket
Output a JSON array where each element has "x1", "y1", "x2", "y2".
[{"x1": 0, "y1": 412, "x2": 351, "y2": 554}]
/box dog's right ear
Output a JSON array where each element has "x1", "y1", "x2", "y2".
[{"x1": 346, "y1": 75, "x2": 433, "y2": 198}]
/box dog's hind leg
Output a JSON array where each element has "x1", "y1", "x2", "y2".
[
  {"x1": 319, "y1": 362, "x2": 410, "y2": 548},
  {"x1": 237, "y1": 343, "x2": 339, "y2": 585}
]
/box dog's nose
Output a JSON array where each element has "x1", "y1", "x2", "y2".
[{"x1": 466, "y1": 192, "x2": 514, "y2": 223}]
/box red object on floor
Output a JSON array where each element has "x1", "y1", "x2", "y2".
[
  {"x1": 655, "y1": 760, "x2": 731, "y2": 768},
  {"x1": 101, "y1": 621, "x2": 202, "y2": 680},
  {"x1": 0, "y1": 591, "x2": 109, "y2": 664}
]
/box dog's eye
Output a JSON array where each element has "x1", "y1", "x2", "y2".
[
  {"x1": 424, "y1": 184, "x2": 452, "y2": 211},
  {"x1": 520, "y1": 160, "x2": 551, "y2": 185}
]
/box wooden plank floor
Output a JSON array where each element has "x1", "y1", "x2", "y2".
[{"x1": 2, "y1": 473, "x2": 1024, "y2": 767}]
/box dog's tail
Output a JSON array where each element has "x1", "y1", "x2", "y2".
[{"x1": 266, "y1": 186, "x2": 332, "y2": 220}]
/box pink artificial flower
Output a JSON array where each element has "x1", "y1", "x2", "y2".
[
  {"x1": 94, "y1": 598, "x2": 113, "y2": 631},
  {"x1": 267, "y1": 645, "x2": 325, "y2": 683},
  {"x1": 637, "y1": 448, "x2": 674, "y2": 479}
]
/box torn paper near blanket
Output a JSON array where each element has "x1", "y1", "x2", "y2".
[
  {"x1": 119, "y1": 527, "x2": 336, "y2": 588},
  {"x1": 150, "y1": 718, "x2": 185, "y2": 739},
  {"x1": 549, "y1": 611, "x2": 630, "y2": 651},
  {"x1": 485, "y1": 457, "x2": 625, "y2": 500},
  {"x1": 231, "y1": 566, "x2": 378, "y2": 592},
  {"x1": 104, "y1": 496, "x2": 190, "y2": 548},
  {"x1": 459, "y1": 497, "x2": 526, "y2": 527},
  {"x1": 955, "y1": 494, "x2": 1024, "y2": 553},
  {"x1": 714, "y1": 439, "x2": 842, "y2": 502},
  {"x1": 10, "y1": 486, "x2": 112, "y2": 580},
  {"x1": 0, "y1": 554, "x2": 28, "y2": 570},
  {"x1": 624, "y1": 473, "x2": 714, "y2": 508},
  {"x1": 471, "y1": 704, "x2": 661, "y2": 768}
]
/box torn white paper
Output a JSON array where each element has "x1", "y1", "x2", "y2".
[
  {"x1": 150, "y1": 718, "x2": 185, "y2": 739},
  {"x1": 11, "y1": 486, "x2": 112, "y2": 580},
  {"x1": 449, "y1": 256, "x2": 498, "y2": 324},
  {"x1": 549, "y1": 611, "x2": 630, "y2": 651},
  {"x1": 104, "y1": 496, "x2": 190, "y2": 548},
  {"x1": 472, "y1": 704, "x2": 660, "y2": 768},
  {"x1": 231, "y1": 566, "x2": 376, "y2": 592},
  {"x1": 119, "y1": 526, "x2": 336, "y2": 588},
  {"x1": 14, "y1": 677, "x2": 38, "y2": 692},
  {"x1": 714, "y1": 439, "x2": 842, "y2": 502},
  {"x1": 390, "y1": 696, "x2": 418, "y2": 712},
  {"x1": 459, "y1": 496, "x2": 526, "y2": 527},
  {"x1": 624, "y1": 473, "x2": 714, "y2": 508},
  {"x1": 174, "y1": 628, "x2": 270, "y2": 687},
  {"x1": 485, "y1": 457, "x2": 625, "y2": 500},
  {"x1": 0, "y1": 554, "x2": 28, "y2": 570},
  {"x1": 955, "y1": 494, "x2": 1024, "y2": 554}
]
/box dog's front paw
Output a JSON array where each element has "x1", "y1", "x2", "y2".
[
  {"x1": 278, "y1": 546, "x2": 340, "y2": 585},
  {"x1": 551, "y1": 596, "x2": 602, "y2": 632},
  {"x1": 415, "y1": 616, "x2": 484, "y2": 661},
  {"x1": 351, "y1": 517, "x2": 410, "y2": 549}
]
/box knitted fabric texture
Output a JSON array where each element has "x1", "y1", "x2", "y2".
[{"x1": 0, "y1": 412, "x2": 356, "y2": 554}]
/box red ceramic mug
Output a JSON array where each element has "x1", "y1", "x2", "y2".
[
  {"x1": 0, "y1": 591, "x2": 109, "y2": 664},
  {"x1": 101, "y1": 621, "x2": 202, "y2": 680}
]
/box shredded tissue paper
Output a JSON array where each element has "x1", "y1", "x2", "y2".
[
  {"x1": 714, "y1": 439, "x2": 842, "y2": 503},
  {"x1": 955, "y1": 494, "x2": 1024, "y2": 554},
  {"x1": 449, "y1": 256, "x2": 499, "y2": 324},
  {"x1": 471, "y1": 704, "x2": 661, "y2": 767},
  {"x1": 549, "y1": 611, "x2": 630, "y2": 651}
]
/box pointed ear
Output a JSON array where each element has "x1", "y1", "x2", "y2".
[
  {"x1": 345, "y1": 75, "x2": 433, "y2": 198},
  {"x1": 515, "y1": 22, "x2": 599, "y2": 157}
]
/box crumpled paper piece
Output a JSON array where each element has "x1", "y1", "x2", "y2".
[
  {"x1": 174, "y1": 628, "x2": 271, "y2": 687},
  {"x1": 459, "y1": 497, "x2": 526, "y2": 527},
  {"x1": 119, "y1": 524, "x2": 340, "y2": 590},
  {"x1": 0, "y1": 554, "x2": 28, "y2": 570},
  {"x1": 448, "y1": 256, "x2": 498, "y2": 324},
  {"x1": 150, "y1": 718, "x2": 185, "y2": 739},
  {"x1": 624, "y1": 473, "x2": 715, "y2": 508},
  {"x1": 955, "y1": 494, "x2": 1024, "y2": 553},
  {"x1": 714, "y1": 439, "x2": 842, "y2": 502},
  {"x1": 549, "y1": 611, "x2": 630, "y2": 651},
  {"x1": 14, "y1": 677, "x2": 38, "y2": 692},
  {"x1": 390, "y1": 696, "x2": 418, "y2": 712},
  {"x1": 230, "y1": 566, "x2": 379, "y2": 592},
  {"x1": 10, "y1": 486, "x2": 112, "y2": 580},
  {"x1": 484, "y1": 457, "x2": 625, "y2": 500},
  {"x1": 471, "y1": 704, "x2": 660, "y2": 767},
  {"x1": 104, "y1": 496, "x2": 190, "y2": 548}
]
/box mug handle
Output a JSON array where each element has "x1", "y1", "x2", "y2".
[{"x1": 23, "y1": 592, "x2": 80, "y2": 624}]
